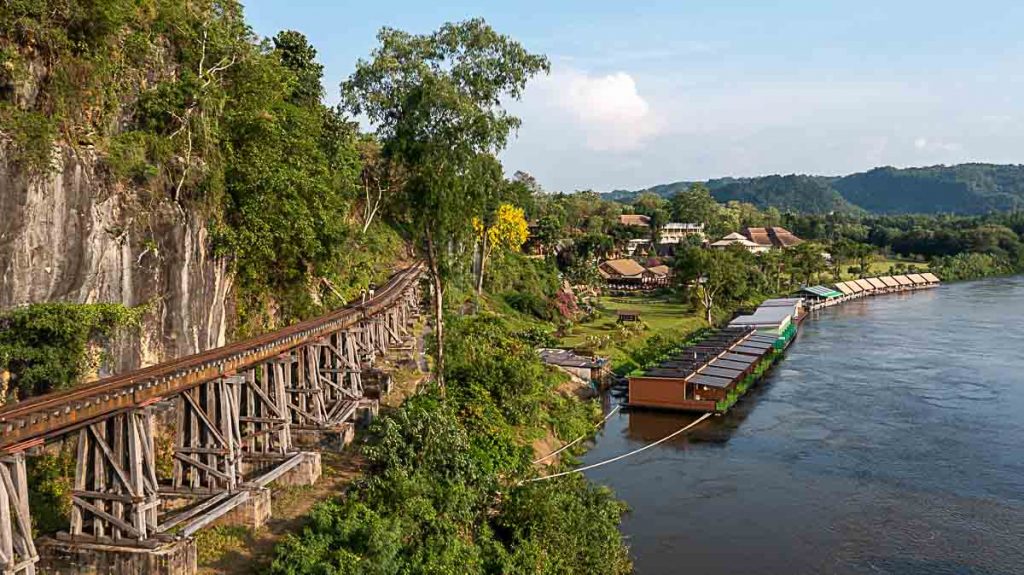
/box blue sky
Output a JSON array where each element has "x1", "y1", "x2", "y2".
[{"x1": 243, "y1": 1, "x2": 1024, "y2": 192}]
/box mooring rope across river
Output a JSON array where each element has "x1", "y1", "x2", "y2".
[
  {"x1": 532, "y1": 404, "x2": 622, "y2": 464},
  {"x1": 525, "y1": 411, "x2": 713, "y2": 483}
]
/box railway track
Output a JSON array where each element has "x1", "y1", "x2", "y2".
[{"x1": 0, "y1": 263, "x2": 424, "y2": 452}]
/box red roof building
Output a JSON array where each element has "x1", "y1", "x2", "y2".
[{"x1": 741, "y1": 227, "x2": 803, "y2": 248}]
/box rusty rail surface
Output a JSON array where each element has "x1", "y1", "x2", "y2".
[{"x1": 0, "y1": 263, "x2": 424, "y2": 452}]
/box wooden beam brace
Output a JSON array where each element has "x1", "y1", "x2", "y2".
[
  {"x1": 244, "y1": 381, "x2": 284, "y2": 418},
  {"x1": 86, "y1": 425, "x2": 134, "y2": 496},
  {"x1": 286, "y1": 401, "x2": 323, "y2": 425},
  {"x1": 172, "y1": 453, "x2": 231, "y2": 481},
  {"x1": 70, "y1": 496, "x2": 141, "y2": 538},
  {"x1": 319, "y1": 341, "x2": 358, "y2": 370},
  {"x1": 180, "y1": 390, "x2": 229, "y2": 448}
]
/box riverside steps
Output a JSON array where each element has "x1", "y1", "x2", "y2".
[
  {"x1": 0, "y1": 265, "x2": 424, "y2": 575},
  {"x1": 626, "y1": 272, "x2": 941, "y2": 414}
]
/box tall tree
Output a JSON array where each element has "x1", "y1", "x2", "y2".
[
  {"x1": 787, "y1": 243, "x2": 828, "y2": 286},
  {"x1": 674, "y1": 246, "x2": 750, "y2": 325},
  {"x1": 272, "y1": 30, "x2": 325, "y2": 106},
  {"x1": 341, "y1": 20, "x2": 548, "y2": 391},
  {"x1": 354, "y1": 135, "x2": 401, "y2": 233},
  {"x1": 671, "y1": 183, "x2": 724, "y2": 235},
  {"x1": 474, "y1": 202, "x2": 529, "y2": 294},
  {"x1": 830, "y1": 238, "x2": 856, "y2": 280},
  {"x1": 633, "y1": 192, "x2": 670, "y2": 243}
]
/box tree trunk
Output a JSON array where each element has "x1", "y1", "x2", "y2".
[
  {"x1": 702, "y1": 289, "x2": 714, "y2": 326},
  {"x1": 475, "y1": 234, "x2": 488, "y2": 296},
  {"x1": 431, "y1": 271, "x2": 445, "y2": 393},
  {"x1": 424, "y1": 228, "x2": 445, "y2": 394}
]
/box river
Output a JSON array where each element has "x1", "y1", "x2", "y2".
[{"x1": 584, "y1": 276, "x2": 1024, "y2": 574}]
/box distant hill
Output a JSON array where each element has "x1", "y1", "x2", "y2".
[
  {"x1": 608, "y1": 163, "x2": 1024, "y2": 214},
  {"x1": 833, "y1": 165, "x2": 1024, "y2": 214}
]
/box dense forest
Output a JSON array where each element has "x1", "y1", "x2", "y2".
[{"x1": 610, "y1": 164, "x2": 1024, "y2": 215}]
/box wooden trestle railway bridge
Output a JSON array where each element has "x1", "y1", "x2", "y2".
[{"x1": 0, "y1": 264, "x2": 424, "y2": 574}]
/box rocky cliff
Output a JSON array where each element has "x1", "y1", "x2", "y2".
[{"x1": 0, "y1": 144, "x2": 232, "y2": 375}]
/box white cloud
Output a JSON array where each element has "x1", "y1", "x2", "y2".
[
  {"x1": 502, "y1": 68, "x2": 1023, "y2": 192},
  {"x1": 533, "y1": 69, "x2": 658, "y2": 152},
  {"x1": 913, "y1": 137, "x2": 962, "y2": 153}
]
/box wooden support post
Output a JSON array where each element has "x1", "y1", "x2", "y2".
[
  {"x1": 0, "y1": 452, "x2": 38, "y2": 574},
  {"x1": 65, "y1": 408, "x2": 160, "y2": 544},
  {"x1": 282, "y1": 347, "x2": 330, "y2": 429},
  {"x1": 344, "y1": 330, "x2": 362, "y2": 398},
  {"x1": 272, "y1": 360, "x2": 292, "y2": 449},
  {"x1": 172, "y1": 379, "x2": 243, "y2": 494},
  {"x1": 237, "y1": 366, "x2": 290, "y2": 471}
]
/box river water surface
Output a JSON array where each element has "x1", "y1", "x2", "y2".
[{"x1": 584, "y1": 276, "x2": 1024, "y2": 574}]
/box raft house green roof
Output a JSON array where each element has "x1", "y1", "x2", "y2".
[
  {"x1": 627, "y1": 327, "x2": 779, "y2": 412},
  {"x1": 799, "y1": 285, "x2": 843, "y2": 299}
]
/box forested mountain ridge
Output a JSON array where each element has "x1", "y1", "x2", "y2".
[
  {"x1": 608, "y1": 163, "x2": 1024, "y2": 214},
  {"x1": 834, "y1": 165, "x2": 1024, "y2": 214}
]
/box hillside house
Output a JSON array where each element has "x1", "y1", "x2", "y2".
[
  {"x1": 598, "y1": 258, "x2": 669, "y2": 289},
  {"x1": 710, "y1": 232, "x2": 769, "y2": 254},
  {"x1": 537, "y1": 348, "x2": 609, "y2": 384},
  {"x1": 658, "y1": 222, "x2": 705, "y2": 244},
  {"x1": 742, "y1": 227, "x2": 804, "y2": 249},
  {"x1": 625, "y1": 238, "x2": 652, "y2": 256},
  {"x1": 619, "y1": 214, "x2": 651, "y2": 228}
]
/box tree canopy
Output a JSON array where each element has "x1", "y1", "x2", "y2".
[{"x1": 341, "y1": 18, "x2": 549, "y2": 388}]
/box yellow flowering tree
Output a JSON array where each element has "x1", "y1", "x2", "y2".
[{"x1": 475, "y1": 203, "x2": 529, "y2": 294}]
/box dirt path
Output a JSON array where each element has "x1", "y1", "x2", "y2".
[
  {"x1": 197, "y1": 451, "x2": 366, "y2": 574},
  {"x1": 197, "y1": 320, "x2": 428, "y2": 574}
]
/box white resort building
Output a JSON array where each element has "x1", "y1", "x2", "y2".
[
  {"x1": 710, "y1": 232, "x2": 770, "y2": 254},
  {"x1": 658, "y1": 222, "x2": 705, "y2": 244}
]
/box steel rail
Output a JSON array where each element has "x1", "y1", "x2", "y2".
[{"x1": 0, "y1": 263, "x2": 424, "y2": 452}]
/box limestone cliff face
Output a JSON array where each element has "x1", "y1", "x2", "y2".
[{"x1": 0, "y1": 145, "x2": 233, "y2": 375}]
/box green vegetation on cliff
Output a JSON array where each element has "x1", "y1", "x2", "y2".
[
  {"x1": 0, "y1": 0, "x2": 400, "y2": 335},
  {"x1": 0, "y1": 302, "x2": 143, "y2": 400}
]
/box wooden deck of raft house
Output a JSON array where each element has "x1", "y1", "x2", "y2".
[{"x1": 628, "y1": 327, "x2": 778, "y2": 413}]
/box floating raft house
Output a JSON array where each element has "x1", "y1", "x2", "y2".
[
  {"x1": 627, "y1": 272, "x2": 941, "y2": 414},
  {"x1": 799, "y1": 285, "x2": 844, "y2": 308},
  {"x1": 831, "y1": 273, "x2": 939, "y2": 303},
  {"x1": 628, "y1": 326, "x2": 789, "y2": 414}
]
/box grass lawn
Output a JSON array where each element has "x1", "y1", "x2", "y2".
[
  {"x1": 836, "y1": 256, "x2": 929, "y2": 281},
  {"x1": 561, "y1": 294, "x2": 706, "y2": 367}
]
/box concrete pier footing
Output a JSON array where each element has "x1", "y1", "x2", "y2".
[
  {"x1": 290, "y1": 424, "x2": 356, "y2": 451},
  {"x1": 212, "y1": 487, "x2": 272, "y2": 531},
  {"x1": 274, "y1": 451, "x2": 322, "y2": 487},
  {"x1": 38, "y1": 538, "x2": 197, "y2": 575}
]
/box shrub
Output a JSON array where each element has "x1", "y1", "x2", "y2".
[
  {"x1": 504, "y1": 292, "x2": 553, "y2": 321},
  {"x1": 269, "y1": 317, "x2": 627, "y2": 575},
  {"x1": 0, "y1": 302, "x2": 144, "y2": 400},
  {"x1": 26, "y1": 444, "x2": 75, "y2": 535}
]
